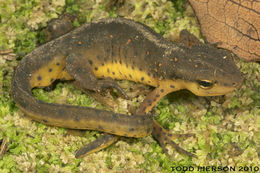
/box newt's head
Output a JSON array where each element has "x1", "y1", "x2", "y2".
[{"x1": 164, "y1": 43, "x2": 243, "y2": 96}]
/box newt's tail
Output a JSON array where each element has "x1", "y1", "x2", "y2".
[{"x1": 11, "y1": 55, "x2": 153, "y2": 138}]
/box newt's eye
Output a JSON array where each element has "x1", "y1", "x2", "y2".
[{"x1": 197, "y1": 80, "x2": 214, "y2": 89}]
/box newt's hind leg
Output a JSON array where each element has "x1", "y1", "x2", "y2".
[
  {"x1": 137, "y1": 80, "x2": 196, "y2": 157},
  {"x1": 65, "y1": 53, "x2": 126, "y2": 157},
  {"x1": 75, "y1": 134, "x2": 118, "y2": 158},
  {"x1": 72, "y1": 80, "x2": 120, "y2": 158},
  {"x1": 152, "y1": 120, "x2": 196, "y2": 157},
  {"x1": 65, "y1": 53, "x2": 128, "y2": 99}
]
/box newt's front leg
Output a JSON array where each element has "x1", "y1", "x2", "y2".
[{"x1": 137, "y1": 80, "x2": 196, "y2": 157}]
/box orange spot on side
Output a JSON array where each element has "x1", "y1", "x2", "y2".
[
  {"x1": 194, "y1": 64, "x2": 198, "y2": 68},
  {"x1": 158, "y1": 63, "x2": 162, "y2": 67},
  {"x1": 110, "y1": 34, "x2": 113, "y2": 38},
  {"x1": 146, "y1": 51, "x2": 150, "y2": 55},
  {"x1": 127, "y1": 39, "x2": 131, "y2": 44},
  {"x1": 174, "y1": 57, "x2": 178, "y2": 62},
  {"x1": 78, "y1": 41, "x2": 82, "y2": 45}
]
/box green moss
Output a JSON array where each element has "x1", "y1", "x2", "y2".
[
  {"x1": 177, "y1": 105, "x2": 186, "y2": 114},
  {"x1": 201, "y1": 112, "x2": 222, "y2": 124},
  {"x1": 0, "y1": 0, "x2": 64, "y2": 53},
  {"x1": 0, "y1": 156, "x2": 19, "y2": 172},
  {"x1": 1, "y1": 0, "x2": 259, "y2": 172},
  {"x1": 36, "y1": 166, "x2": 49, "y2": 173},
  {"x1": 228, "y1": 97, "x2": 242, "y2": 109},
  {"x1": 65, "y1": 0, "x2": 80, "y2": 14},
  {"x1": 105, "y1": 151, "x2": 113, "y2": 168}
]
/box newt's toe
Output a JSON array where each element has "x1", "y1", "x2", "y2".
[{"x1": 152, "y1": 120, "x2": 197, "y2": 158}]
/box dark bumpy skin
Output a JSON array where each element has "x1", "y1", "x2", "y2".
[{"x1": 11, "y1": 18, "x2": 243, "y2": 158}]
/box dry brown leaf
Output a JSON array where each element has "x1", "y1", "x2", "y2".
[{"x1": 188, "y1": 0, "x2": 260, "y2": 61}]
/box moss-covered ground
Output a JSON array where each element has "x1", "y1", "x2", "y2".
[{"x1": 0, "y1": 0, "x2": 259, "y2": 172}]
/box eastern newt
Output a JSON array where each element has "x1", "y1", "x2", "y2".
[{"x1": 11, "y1": 18, "x2": 243, "y2": 158}]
